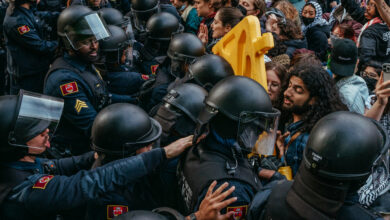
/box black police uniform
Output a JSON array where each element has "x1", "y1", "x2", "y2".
[
  {"x1": 3, "y1": 6, "x2": 58, "y2": 94},
  {"x1": 139, "y1": 58, "x2": 175, "y2": 112},
  {"x1": 84, "y1": 159, "x2": 179, "y2": 219},
  {"x1": 127, "y1": 4, "x2": 180, "y2": 44},
  {"x1": 132, "y1": 41, "x2": 167, "y2": 76},
  {"x1": 178, "y1": 131, "x2": 262, "y2": 218},
  {"x1": 104, "y1": 64, "x2": 148, "y2": 96},
  {"x1": 44, "y1": 53, "x2": 135, "y2": 157},
  {"x1": 0, "y1": 148, "x2": 166, "y2": 219}
]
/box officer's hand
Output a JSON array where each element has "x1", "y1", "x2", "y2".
[
  {"x1": 163, "y1": 135, "x2": 194, "y2": 159},
  {"x1": 193, "y1": 181, "x2": 236, "y2": 220}
]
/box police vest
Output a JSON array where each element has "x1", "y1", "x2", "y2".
[
  {"x1": 264, "y1": 181, "x2": 380, "y2": 220},
  {"x1": 45, "y1": 57, "x2": 110, "y2": 111},
  {"x1": 178, "y1": 143, "x2": 262, "y2": 213}
]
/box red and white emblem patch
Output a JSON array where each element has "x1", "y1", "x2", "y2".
[
  {"x1": 60, "y1": 82, "x2": 79, "y2": 96},
  {"x1": 151, "y1": 64, "x2": 159, "y2": 75},
  {"x1": 107, "y1": 205, "x2": 128, "y2": 219},
  {"x1": 32, "y1": 175, "x2": 54, "y2": 189},
  {"x1": 17, "y1": 25, "x2": 30, "y2": 35},
  {"x1": 141, "y1": 74, "x2": 149, "y2": 80},
  {"x1": 227, "y1": 205, "x2": 248, "y2": 220}
]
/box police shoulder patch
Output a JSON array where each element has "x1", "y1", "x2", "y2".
[
  {"x1": 107, "y1": 205, "x2": 128, "y2": 219},
  {"x1": 227, "y1": 205, "x2": 248, "y2": 220},
  {"x1": 32, "y1": 175, "x2": 54, "y2": 189},
  {"x1": 75, "y1": 99, "x2": 88, "y2": 113},
  {"x1": 141, "y1": 74, "x2": 149, "y2": 80},
  {"x1": 17, "y1": 25, "x2": 30, "y2": 35},
  {"x1": 60, "y1": 82, "x2": 79, "y2": 96},
  {"x1": 151, "y1": 64, "x2": 159, "y2": 75}
]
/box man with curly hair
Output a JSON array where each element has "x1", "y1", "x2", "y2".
[{"x1": 276, "y1": 63, "x2": 347, "y2": 176}]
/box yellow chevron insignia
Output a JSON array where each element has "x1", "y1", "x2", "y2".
[{"x1": 75, "y1": 99, "x2": 88, "y2": 113}]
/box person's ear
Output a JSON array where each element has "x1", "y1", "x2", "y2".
[{"x1": 224, "y1": 24, "x2": 232, "y2": 34}]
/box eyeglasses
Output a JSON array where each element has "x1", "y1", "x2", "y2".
[{"x1": 362, "y1": 71, "x2": 379, "y2": 78}]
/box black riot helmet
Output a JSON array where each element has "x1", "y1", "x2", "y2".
[
  {"x1": 167, "y1": 33, "x2": 205, "y2": 78},
  {"x1": 0, "y1": 91, "x2": 64, "y2": 162},
  {"x1": 303, "y1": 111, "x2": 389, "y2": 183},
  {"x1": 186, "y1": 54, "x2": 235, "y2": 90},
  {"x1": 57, "y1": 5, "x2": 110, "y2": 50},
  {"x1": 91, "y1": 103, "x2": 162, "y2": 156},
  {"x1": 99, "y1": 8, "x2": 131, "y2": 30},
  {"x1": 154, "y1": 83, "x2": 207, "y2": 142},
  {"x1": 130, "y1": 0, "x2": 160, "y2": 32},
  {"x1": 99, "y1": 25, "x2": 131, "y2": 64},
  {"x1": 195, "y1": 76, "x2": 280, "y2": 155},
  {"x1": 113, "y1": 207, "x2": 185, "y2": 220},
  {"x1": 146, "y1": 12, "x2": 182, "y2": 41}
]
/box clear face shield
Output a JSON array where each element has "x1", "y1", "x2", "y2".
[
  {"x1": 65, "y1": 12, "x2": 110, "y2": 50},
  {"x1": 131, "y1": 4, "x2": 160, "y2": 32},
  {"x1": 237, "y1": 109, "x2": 280, "y2": 155},
  {"x1": 8, "y1": 90, "x2": 64, "y2": 150}
]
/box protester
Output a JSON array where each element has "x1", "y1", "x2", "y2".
[
  {"x1": 266, "y1": 61, "x2": 288, "y2": 107},
  {"x1": 170, "y1": 0, "x2": 202, "y2": 34},
  {"x1": 330, "y1": 39, "x2": 369, "y2": 114},
  {"x1": 341, "y1": 0, "x2": 390, "y2": 71},
  {"x1": 300, "y1": 1, "x2": 330, "y2": 62},
  {"x1": 195, "y1": 0, "x2": 219, "y2": 45},
  {"x1": 198, "y1": 7, "x2": 243, "y2": 52},
  {"x1": 273, "y1": 0, "x2": 301, "y2": 26},
  {"x1": 277, "y1": 64, "x2": 347, "y2": 176}
]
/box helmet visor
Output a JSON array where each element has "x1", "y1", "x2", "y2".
[
  {"x1": 131, "y1": 4, "x2": 160, "y2": 31},
  {"x1": 66, "y1": 12, "x2": 110, "y2": 50},
  {"x1": 10, "y1": 90, "x2": 64, "y2": 148},
  {"x1": 237, "y1": 109, "x2": 280, "y2": 155}
]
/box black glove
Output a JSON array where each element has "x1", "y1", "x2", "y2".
[{"x1": 260, "y1": 156, "x2": 283, "y2": 171}]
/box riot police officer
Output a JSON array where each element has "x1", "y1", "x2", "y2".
[
  {"x1": 98, "y1": 25, "x2": 147, "y2": 97},
  {"x1": 247, "y1": 111, "x2": 389, "y2": 220},
  {"x1": 153, "y1": 83, "x2": 207, "y2": 146},
  {"x1": 44, "y1": 6, "x2": 131, "y2": 157},
  {"x1": 140, "y1": 33, "x2": 205, "y2": 112},
  {"x1": 4, "y1": 0, "x2": 58, "y2": 94},
  {"x1": 177, "y1": 76, "x2": 281, "y2": 219},
  {"x1": 127, "y1": 0, "x2": 180, "y2": 43},
  {"x1": 0, "y1": 91, "x2": 193, "y2": 219},
  {"x1": 170, "y1": 54, "x2": 235, "y2": 91},
  {"x1": 98, "y1": 7, "x2": 133, "y2": 37},
  {"x1": 133, "y1": 12, "x2": 182, "y2": 76},
  {"x1": 85, "y1": 102, "x2": 196, "y2": 219}
]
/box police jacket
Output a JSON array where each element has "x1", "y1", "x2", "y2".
[
  {"x1": 44, "y1": 53, "x2": 132, "y2": 156},
  {"x1": 139, "y1": 58, "x2": 175, "y2": 112},
  {"x1": 0, "y1": 148, "x2": 166, "y2": 219},
  {"x1": 177, "y1": 131, "x2": 262, "y2": 218},
  {"x1": 133, "y1": 41, "x2": 167, "y2": 76},
  {"x1": 3, "y1": 6, "x2": 57, "y2": 78},
  {"x1": 84, "y1": 158, "x2": 179, "y2": 219},
  {"x1": 104, "y1": 64, "x2": 148, "y2": 96}
]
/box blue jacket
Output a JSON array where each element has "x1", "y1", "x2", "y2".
[
  {"x1": 336, "y1": 75, "x2": 369, "y2": 114},
  {"x1": 0, "y1": 148, "x2": 166, "y2": 219},
  {"x1": 44, "y1": 53, "x2": 135, "y2": 156},
  {"x1": 3, "y1": 6, "x2": 57, "y2": 80},
  {"x1": 283, "y1": 121, "x2": 309, "y2": 177}
]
